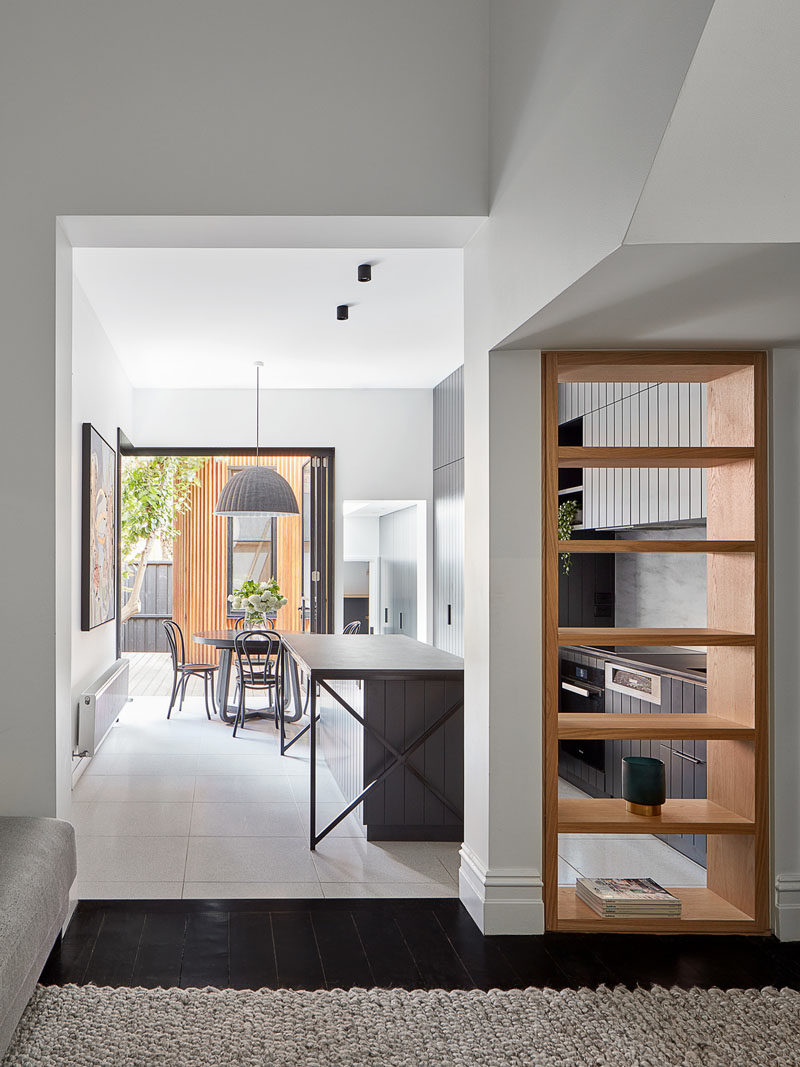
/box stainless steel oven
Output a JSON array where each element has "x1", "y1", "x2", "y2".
[
  {"x1": 559, "y1": 657, "x2": 606, "y2": 773},
  {"x1": 559, "y1": 659, "x2": 605, "y2": 714}
]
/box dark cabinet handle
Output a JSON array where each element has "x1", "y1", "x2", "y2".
[
  {"x1": 384, "y1": 608, "x2": 389, "y2": 623},
  {"x1": 447, "y1": 604, "x2": 452, "y2": 625},
  {"x1": 661, "y1": 743, "x2": 705, "y2": 765},
  {"x1": 399, "y1": 612, "x2": 403, "y2": 630}
]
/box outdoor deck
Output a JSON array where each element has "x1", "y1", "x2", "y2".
[{"x1": 126, "y1": 652, "x2": 183, "y2": 697}]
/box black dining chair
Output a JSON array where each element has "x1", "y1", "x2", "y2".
[
  {"x1": 163, "y1": 619, "x2": 218, "y2": 720},
  {"x1": 232, "y1": 629, "x2": 282, "y2": 737},
  {"x1": 343, "y1": 620, "x2": 362, "y2": 634}
]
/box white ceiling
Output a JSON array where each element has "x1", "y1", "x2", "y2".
[
  {"x1": 73, "y1": 247, "x2": 464, "y2": 389},
  {"x1": 501, "y1": 243, "x2": 800, "y2": 350}
]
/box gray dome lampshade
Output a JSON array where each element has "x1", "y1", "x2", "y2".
[{"x1": 215, "y1": 466, "x2": 299, "y2": 517}]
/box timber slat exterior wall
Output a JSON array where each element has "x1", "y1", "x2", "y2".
[{"x1": 172, "y1": 455, "x2": 306, "y2": 664}]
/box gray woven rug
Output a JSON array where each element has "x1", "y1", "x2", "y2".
[{"x1": 3, "y1": 984, "x2": 799, "y2": 1066}]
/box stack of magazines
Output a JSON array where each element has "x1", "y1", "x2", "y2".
[{"x1": 576, "y1": 877, "x2": 682, "y2": 917}]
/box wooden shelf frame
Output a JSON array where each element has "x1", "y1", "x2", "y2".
[
  {"x1": 558, "y1": 627, "x2": 754, "y2": 647},
  {"x1": 542, "y1": 350, "x2": 769, "y2": 935},
  {"x1": 556, "y1": 352, "x2": 762, "y2": 384},
  {"x1": 559, "y1": 540, "x2": 754, "y2": 554},
  {"x1": 556, "y1": 887, "x2": 761, "y2": 934},
  {"x1": 557, "y1": 713, "x2": 755, "y2": 740},
  {"x1": 558, "y1": 446, "x2": 753, "y2": 468},
  {"x1": 558, "y1": 797, "x2": 754, "y2": 835}
]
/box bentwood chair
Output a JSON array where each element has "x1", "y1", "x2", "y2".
[
  {"x1": 232, "y1": 629, "x2": 282, "y2": 737},
  {"x1": 343, "y1": 620, "x2": 362, "y2": 634},
  {"x1": 163, "y1": 619, "x2": 218, "y2": 719}
]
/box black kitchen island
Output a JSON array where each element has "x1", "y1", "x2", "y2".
[{"x1": 279, "y1": 634, "x2": 464, "y2": 849}]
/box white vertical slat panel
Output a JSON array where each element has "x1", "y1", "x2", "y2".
[
  {"x1": 678, "y1": 382, "x2": 691, "y2": 519},
  {"x1": 668, "y1": 382, "x2": 680, "y2": 522},
  {"x1": 621, "y1": 392, "x2": 631, "y2": 527}
]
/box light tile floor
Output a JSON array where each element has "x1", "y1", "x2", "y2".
[
  {"x1": 557, "y1": 778, "x2": 707, "y2": 888},
  {"x1": 72, "y1": 694, "x2": 460, "y2": 900}
]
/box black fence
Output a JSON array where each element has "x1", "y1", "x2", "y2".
[{"x1": 121, "y1": 561, "x2": 173, "y2": 652}]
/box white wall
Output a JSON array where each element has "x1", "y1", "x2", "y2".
[
  {"x1": 460, "y1": 351, "x2": 543, "y2": 933},
  {"x1": 71, "y1": 284, "x2": 134, "y2": 750},
  {"x1": 343, "y1": 516, "x2": 380, "y2": 561},
  {"x1": 628, "y1": 0, "x2": 800, "y2": 243},
  {"x1": 459, "y1": 0, "x2": 713, "y2": 932},
  {"x1": 133, "y1": 388, "x2": 433, "y2": 635},
  {"x1": 342, "y1": 562, "x2": 369, "y2": 597},
  {"x1": 771, "y1": 351, "x2": 800, "y2": 938},
  {"x1": 483, "y1": 0, "x2": 712, "y2": 345},
  {"x1": 0, "y1": 0, "x2": 486, "y2": 822}
]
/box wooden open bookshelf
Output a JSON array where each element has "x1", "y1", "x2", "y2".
[{"x1": 542, "y1": 351, "x2": 769, "y2": 934}]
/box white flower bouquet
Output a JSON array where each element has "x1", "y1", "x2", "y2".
[{"x1": 229, "y1": 578, "x2": 288, "y2": 627}]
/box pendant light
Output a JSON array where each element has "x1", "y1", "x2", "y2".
[{"x1": 215, "y1": 362, "x2": 299, "y2": 517}]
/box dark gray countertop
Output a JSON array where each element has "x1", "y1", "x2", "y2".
[{"x1": 281, "y1": 633, "x2": 464, "y2": 680}]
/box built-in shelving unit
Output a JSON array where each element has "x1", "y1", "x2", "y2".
[{"x1": 542, "y1": 350, "x2": 768, "y2": 934}]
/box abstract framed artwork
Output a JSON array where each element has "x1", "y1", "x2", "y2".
[{"x1": 81, "y1": 423, "x2": 116, "y2": 630}]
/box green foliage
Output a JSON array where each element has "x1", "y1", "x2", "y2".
[
  {"x1": 121, "y1": 456, "x2": 206, "y2": 562},
  {"x1": 558, "y1": 498, "x2": 579, "y2": 574}
]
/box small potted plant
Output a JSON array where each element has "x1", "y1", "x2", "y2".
[
  {"x1": 229, "y1": 578, "x2": 288, "y2": 628},
  {"x1": 558, "y1": 499, "x2": 579, "y2": 574}
]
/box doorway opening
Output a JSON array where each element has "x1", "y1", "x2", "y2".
[
  {"x1": 118, "y1": 448, "x2": 333, "y2": 693},
  {"x1": 342, "y1": 500, "x2": 427, "y2": 641}
]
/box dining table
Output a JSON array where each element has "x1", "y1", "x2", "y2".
[{"x1": 192, "y1": 629, "x2": 306, "y2": 725}]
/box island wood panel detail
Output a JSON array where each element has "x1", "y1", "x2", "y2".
[
  {"x1": 363, "y1": 678, "x2": 464, "y2": 841},
  {"x1": 172, "y1": 455, "x2": 307, "y2": 665},
  {"x1": 542, "y1": 351, "x2": 768, "y2": 934}
]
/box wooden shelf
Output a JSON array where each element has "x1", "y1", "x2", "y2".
[
  {"x1": 558, "y1": 798, "x2": 754, "y2": 835},
  {"x1": 558, "y1": 446, "x2": 753, "y2": 468},
  {"x1": 558, "y1": 713, "x2": 755, "y2": 740},
  {"x1": 555, "y1": 352, "x2": 759, "y2": 385},
  {"x1": 556, "y1": 888, "x2": 760, "y2": 934},
  {"x1": 558, "y1": 540, "x2": 754, "y2": 554},
  {"x1": 558, "y1": 627, "x2": 754, "y2": 647}
]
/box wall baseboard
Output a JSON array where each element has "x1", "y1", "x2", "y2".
[
  {"x1": 458, "y1": 844, "x2": 544, "y2": 935},
  {"x1": 775, "y1": 873, "x2": 800, "y2": 941}
]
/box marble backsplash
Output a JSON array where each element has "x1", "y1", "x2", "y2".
[{"x1": 614, "y1": 524, "x2": 707, "y2": 630}]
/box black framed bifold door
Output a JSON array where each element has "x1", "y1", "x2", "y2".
[
  {"x1": 308, "y1": 453, "x2": 334, "y2": 633},
  {"x1": 116, "y1": 443, "x2": 335, "y2": 639}
]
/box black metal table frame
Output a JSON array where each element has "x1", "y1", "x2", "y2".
[{"x1": 279, "y1": 647, "x2": 464, "y2": 850}]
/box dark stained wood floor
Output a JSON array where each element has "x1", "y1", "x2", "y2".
[{"x1": 41, "y1": 899, "x2": 800, "y2": 992}]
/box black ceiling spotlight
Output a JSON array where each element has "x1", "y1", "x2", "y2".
[
  {"x1": 357, "y1": 263, "x2": 372, "y2": 282},
  {"x1": 337, "y1": 304, "x2": 349, "y2": 320}
]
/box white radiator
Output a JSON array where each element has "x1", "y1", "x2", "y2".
[{"x1": 76, "y1": 658, "x2": 130, "y2": 757}]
